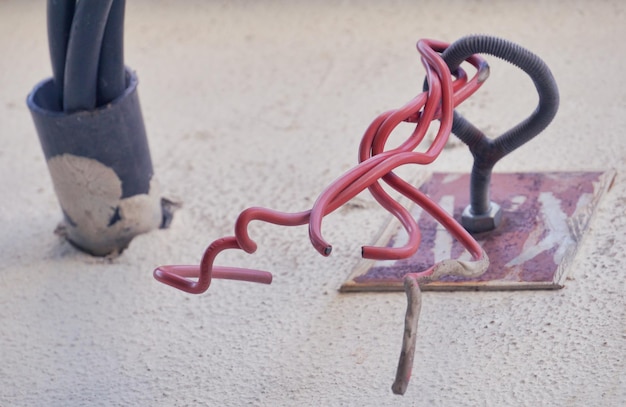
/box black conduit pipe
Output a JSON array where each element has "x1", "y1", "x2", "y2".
[{"x1": 439, "y1": 35, "x2": 559, "y2": 229}]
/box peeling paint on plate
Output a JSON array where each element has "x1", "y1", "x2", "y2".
[{"x1": 341, "y1": 171, "x2": 615, "y2": 292}]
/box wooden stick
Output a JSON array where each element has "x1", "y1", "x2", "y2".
[{"x1": 391, "y1": 274, "x2": 422, "y2": 395}]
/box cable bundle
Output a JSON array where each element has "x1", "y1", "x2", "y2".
[
  {"x1": 154, "y1": 38, "x2": 489, "y2": 294},
  {"x1": 47, "y1": 0, "x2": 126, "y2": 112},
  {"x1": 29, "y1": 0, "x2": 163, "y2": 256}
]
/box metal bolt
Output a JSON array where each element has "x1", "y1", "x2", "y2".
[{"x1": 461, "y1": 201, "x2": 502, "y2": 234}]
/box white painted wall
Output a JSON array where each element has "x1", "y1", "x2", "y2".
[{"x1": 0, "y1": 1, "x2": 624, "y2": 405}]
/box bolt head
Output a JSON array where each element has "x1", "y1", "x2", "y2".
[{"x1": 461, "y1": 202, "x2": 502, "y2": 234}]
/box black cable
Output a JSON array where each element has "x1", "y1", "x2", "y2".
[
  {"x1": 46, "y1": 0, "x2": 75, "y2": 110},
  {"x1": 63, "y1": 0, "x2": 114, "y2": 113},
  {"x1": 97, "y1": 0, "x2": 126, "y2": 106}
]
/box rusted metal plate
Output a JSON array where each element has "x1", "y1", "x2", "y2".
[{"x1": 341, "y1": 171, "x2": 615, "y2": 292}]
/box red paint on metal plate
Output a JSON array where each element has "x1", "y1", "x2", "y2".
[{"x1": 341, "y1": 171, "x2": 614, "y2": 292}]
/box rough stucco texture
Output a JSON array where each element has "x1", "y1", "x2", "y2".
[{"x1": 0, "y1": 1, "x2": 624, "y2": 406}]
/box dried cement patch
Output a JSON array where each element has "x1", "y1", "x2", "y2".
[{"x1": 47, "y1": 153, "x2": 162, "y2": 255}]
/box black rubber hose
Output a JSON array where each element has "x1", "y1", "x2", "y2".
[
  {"x1": 63, "y1": 0, "x2": 114, "y2": 113},
  {"x1": 97, "y1": 0, "x2": 126, "y2": 106},
  {"x1": 46, "y1": 0, "x2": 75, "y2": 110},
  {"x1": 440, "y1": 35, "x2": 559, "y2": 215}
]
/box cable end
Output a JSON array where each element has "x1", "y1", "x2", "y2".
[{"x1": 477, "y1": 61, "x2": 490, "y2": 83}]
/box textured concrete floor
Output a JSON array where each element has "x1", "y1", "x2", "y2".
[{"x1": 1, "y1": 1, "x2": 625, "y2": 406}]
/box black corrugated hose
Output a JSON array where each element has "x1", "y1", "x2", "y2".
[{"x1": 439, "y1": 35, "x2": 560, "y2": 216}]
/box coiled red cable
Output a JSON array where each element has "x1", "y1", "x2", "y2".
[{"x1": 154, "y1": 38, "x2": 487, "y2": 294}]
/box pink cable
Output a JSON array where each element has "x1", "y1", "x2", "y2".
[{"x1": 154, "y1": 39, "x2": 488, "y2": 294}]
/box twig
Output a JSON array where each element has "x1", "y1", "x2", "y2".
[{"x1": 392, "y1": 274, "x2": 422, "y2": 395}]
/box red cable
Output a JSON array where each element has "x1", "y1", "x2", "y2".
[{"x1": 154, "y1": 39, "x2": 488, "y2": 294}]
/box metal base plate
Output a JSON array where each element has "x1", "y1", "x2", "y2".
[{"x1": 341, "y1": 171, "x2": 615, "y2": 292}]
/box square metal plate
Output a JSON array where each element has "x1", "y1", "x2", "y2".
[{"x1": 341, "y1": 171, "x2": 615, "y2": 292}]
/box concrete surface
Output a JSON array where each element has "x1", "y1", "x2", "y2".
[{"x1": 1, "y1": 1, "x2": 624, "y2": 406}]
